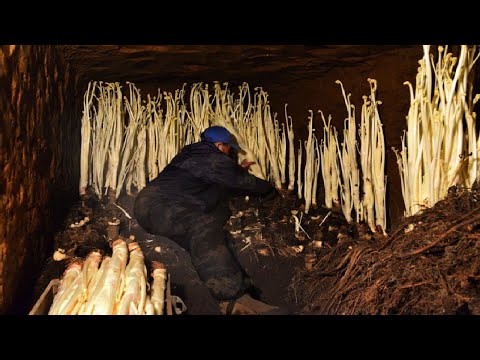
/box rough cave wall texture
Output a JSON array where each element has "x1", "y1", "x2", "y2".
[{"x1": 0, "y1": 45, "x2": 81, "y2": 314}]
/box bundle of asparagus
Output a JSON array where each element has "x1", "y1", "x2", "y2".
[{"x1": 48, "y1": 238, "x2": 174, "y2": 315}]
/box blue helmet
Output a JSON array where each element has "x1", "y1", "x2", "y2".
[{"x1": 200, "y1": 126, "x2": 241, "y2": 150}]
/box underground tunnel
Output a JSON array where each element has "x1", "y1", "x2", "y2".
[{"x1": 2, "y1": 45, "x2": 480, "y2": 315}]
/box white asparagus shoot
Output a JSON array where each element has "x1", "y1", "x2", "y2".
[
  {"x1": 49, "y1": 260, "x2": 83, "y2": 315},
  {"x1": 84, "y1": 239, "x2": 128, "y2": 315},
  {"x1": 117, "y1": 242, "x2": 148, "y2": 315},
  {"x1": 319, "y1": 111, "x2": 340, "y2": 209},
  {"x1": 285, "y1": 104, "x2": 296, "y2": 190}
]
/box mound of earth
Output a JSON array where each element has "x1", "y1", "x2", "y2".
[{"x1": 292, "y1": 185, "x2": 480, "y2": 315}]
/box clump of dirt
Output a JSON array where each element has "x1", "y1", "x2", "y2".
[
  {"x1": 225, "y1": 189, "x2": 353, "y2": 313},
  {"x1": 291, "y1": 185, "x2": 480, "y2": 315}
]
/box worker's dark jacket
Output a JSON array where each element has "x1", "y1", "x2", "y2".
[
  {"x1": 137, "y1": 140, "x2": 273, "y2": 214},
  {"x1": 134, "y1": 141, "x2": 274, "y2": 300}
]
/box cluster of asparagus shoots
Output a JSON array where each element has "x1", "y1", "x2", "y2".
[
  {"x1": 79, "y1": 81, "x2": 305, "y2": 202},
  {"x1": 80, "y1": 82, "x2": 192, "y2": 199},
  {"x1": 317, "y1": 79, "x2": 387, "y2": 234},
  {"x1": 393, "y1": 45, "x2": 480, "y2": 217},
  {"x1": 78, "y1": 78, "x2": 384, "y2": 231},
  {"x1": 48, "y1": 239, "x2": 169, "y2": 315},
  {"x1": 78, "y1": 45, "x2": 480, "y2": 237}
]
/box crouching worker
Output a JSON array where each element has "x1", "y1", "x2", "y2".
[{"x1": 133, "y1": 126, "x2": 276, "y2": 302}]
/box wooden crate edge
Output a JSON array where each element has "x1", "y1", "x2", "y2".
[{"x1": 29, "y1": 279, "x2": 60, "y2": 315}]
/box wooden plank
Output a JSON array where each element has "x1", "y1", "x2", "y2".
[
  {"x1": 165, "y1": 274, "x2": 173, "y2": 315},
  {"x1": 29, "y1": 279, "x2": 60, "y2": 315}
]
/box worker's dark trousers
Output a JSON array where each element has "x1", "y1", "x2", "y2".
[{"x1": 134, "y1": 195, "x2": 246, "y2": 300}]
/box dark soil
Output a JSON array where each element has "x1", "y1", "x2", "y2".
[
  {"x1": 292, "y1": 185, "x2": 480, "y2": 315},
  {"x1": 33, "y1": 184, "x2": 480, "y2": 315}
]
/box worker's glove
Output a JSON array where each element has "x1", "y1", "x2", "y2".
[{"x1": 259, "y1": 187, "x2": 280, "y2": 206}]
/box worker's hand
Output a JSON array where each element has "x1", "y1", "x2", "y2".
[
  {"x1": 259, "y1": 187, "x2": 280, "y2": 206},
  {"x1": 240, "y1": 160, "x2": 256, "y2": 169}
]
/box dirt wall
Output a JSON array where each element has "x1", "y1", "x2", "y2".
[{"x1": 0, "y1": 45, "x2": 81, "y2": 314}]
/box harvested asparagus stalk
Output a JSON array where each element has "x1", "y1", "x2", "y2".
[
  {"x1": 49, "y1": 260, "x2": 83, "y2": 315},
  {"x1": 117, "y1": 242, "x2": 148, "y2": 315},
  {"x1": 150, "y1": 261, "x2": 168, "y2": 315},
  {"x1": 57, "y1": 250, "x2": 103, "y2": 315},
  {"x1": 78, "y1": 256, "x2": 111, "y2": 315},
  {"x1": 83, "y1": 239, "x2": 128, "y2": 315},
  {"x1": 144, "y1": 296, "x2": 155, "y2": 315}
]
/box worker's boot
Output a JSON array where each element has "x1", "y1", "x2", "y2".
[{"x1": 219, "y1": 294, "x2": 290, "y2": 315}]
